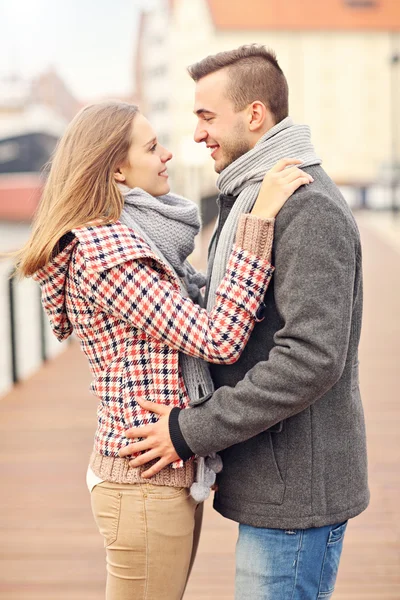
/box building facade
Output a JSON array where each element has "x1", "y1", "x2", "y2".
[{"x1": 135, "y1": 0, "x2": 400, "y2": 206}]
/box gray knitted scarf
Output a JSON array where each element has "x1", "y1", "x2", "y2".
[
  {"x1": 119, "y1": 186, "x2": 220, "y2": 501},
  {"x1": 207, "y1": 117, "x2": 322, "y2": 310}
]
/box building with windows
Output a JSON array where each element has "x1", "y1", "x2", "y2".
[{"x1": 135, "y1": 0, "x2": 400, "y2": 214}]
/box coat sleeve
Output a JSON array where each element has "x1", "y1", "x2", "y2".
[
  {"x1": 177, "y1": 193, "x2": 359, "y2": 455},
  {"x1": 83, "y1": 244, "x2": 274, "y2": 364}
]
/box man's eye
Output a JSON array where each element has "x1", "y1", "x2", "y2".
[{"x1": 204, "y1": 117, "x2": 213, "y2": 122}]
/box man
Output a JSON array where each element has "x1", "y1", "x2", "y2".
[{"x1": 120, "y1": 45, "x2": 369, "y2": 599}]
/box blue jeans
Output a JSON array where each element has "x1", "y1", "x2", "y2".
[{"x1": 235, "y1": 521, "x2": 348, "y2": 600}]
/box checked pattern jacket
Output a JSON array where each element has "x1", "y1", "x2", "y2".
[{"x1": 34, "y1": 221, "x2": 274, "y2": 459}]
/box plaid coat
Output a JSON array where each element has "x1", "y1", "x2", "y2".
[{"x1": 34, "y1": 221, "x2": 274, "y2": 458}]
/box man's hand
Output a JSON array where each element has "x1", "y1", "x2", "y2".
[{"x1": 118, "y1": 399, "x2": 180, "y2": 478}]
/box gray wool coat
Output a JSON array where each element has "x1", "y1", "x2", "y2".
[{"x1": 178, "y1": 165, "x2": 369, "y2": 529}]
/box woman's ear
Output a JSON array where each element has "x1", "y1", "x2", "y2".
[{"x1": 113, "y1": 168, "x2": 126, "y2": 183}]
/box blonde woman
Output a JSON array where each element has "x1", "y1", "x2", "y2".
[{"x1": 14, "y1": 101, "x2": 312, "y2": 600}]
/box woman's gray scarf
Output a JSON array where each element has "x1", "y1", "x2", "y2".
[
  {"x1": 120, "y1": 186, "x2": 206, "y2": 297},
  {"x1": 119, "y1": 186, "x2": 222, "y2": 501},
  {"x1": 207, "y1": 117, "x2": 322, "y2": 311}
]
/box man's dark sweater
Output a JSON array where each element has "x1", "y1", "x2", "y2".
[
  {"x1": 169, "y1": 193, "x2": 239, "y2": 458},
  {"x1": 169, "y1": 193, "x2": 282, "y2": 455}
]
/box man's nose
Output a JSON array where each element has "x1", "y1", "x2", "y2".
[{"x1": 194, "y1": 123, "x2": 207, "y2": 144}]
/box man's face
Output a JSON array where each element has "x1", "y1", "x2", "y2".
[{"x1": 193, "y1": 69, "x2": 252, "y2": 173}]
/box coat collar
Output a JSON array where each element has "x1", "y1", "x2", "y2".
[{"x1": 73, "y1": 220, "x2": 179, "y2": 283}]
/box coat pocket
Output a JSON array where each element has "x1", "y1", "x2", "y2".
[{"x1": 218, "y1": 427, "x2": 287, "y2": 505}]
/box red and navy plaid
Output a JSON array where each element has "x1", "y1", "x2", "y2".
[{"x1": 34, "y1": 222, "x2": 274, "y2": 459}]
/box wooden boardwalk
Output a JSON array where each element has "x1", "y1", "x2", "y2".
[{"x1": 0, "y1": 219, "x2": 399, "y2": 599}]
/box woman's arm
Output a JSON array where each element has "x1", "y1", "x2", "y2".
[
  {"x1": 86, "y1": 216, "x2": 274, "y2": 364},
  {"x1": 86, "y1": 159, "x2": 312, "y2": 363}
]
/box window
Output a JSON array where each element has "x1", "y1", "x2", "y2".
[
  {"x1": 148, "y1": 65, "x2": 167, "y2": 79},
  {"x1": 0, "y1": 142, "x2": 19, "y2": 164},
  {"x1": 151, "y1": 100, "x2": 168, "y2": 112}
]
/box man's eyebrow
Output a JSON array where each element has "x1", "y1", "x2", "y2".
[
  {"x1": 194, "y1": 108, "x2": 215, "y2": 116},
  {"x1": 143, "y1": 137, "x2": 156, "y2": 147}
]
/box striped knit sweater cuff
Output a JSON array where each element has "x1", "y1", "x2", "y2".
[
  {"x1": 169, "y1": 407, "x2": 194, "y2": 461},
  {"x1": 235, "y1": 215, "x2": 275, "y2": 262}
]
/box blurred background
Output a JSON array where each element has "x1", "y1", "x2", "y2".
[{"x1": 0, "y1": 0, "x2": 399, "y2": 599}]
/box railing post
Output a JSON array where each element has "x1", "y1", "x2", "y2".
[
  {"x1": 359, "y1": 186, "x2": 368, "y2": 210},
  {"x1": 8, "y1": 269, "x2": 18, "y2": 384}
]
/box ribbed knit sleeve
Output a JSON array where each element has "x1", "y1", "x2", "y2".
[{"x1": 235, "y1": 215, "x2": 275, "y2": 262}]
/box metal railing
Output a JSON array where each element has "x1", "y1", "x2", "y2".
[
  {"x1": 1, "y1": 262, "x2": 66, "y2": 395},
  {"x1": 0, "y1": 181, "x2": 398, "y2": 395},
  {"x1": 7, "y1": 269, "x2": 18, "y2": 384}
]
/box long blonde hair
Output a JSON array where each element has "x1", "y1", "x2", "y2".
[{"x1": 13, "y1": 101, "x2": 139, "y2": 277}]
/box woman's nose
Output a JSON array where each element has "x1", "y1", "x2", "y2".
[{"x1": 161, "y1": 149, "x2": 173, "y2": 162}]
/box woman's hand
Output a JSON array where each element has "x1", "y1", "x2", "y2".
[{"x1": 251, "y1": 158, "x2": 314, "y2": 219}]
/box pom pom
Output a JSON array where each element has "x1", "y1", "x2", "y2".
[
  {"x1": 205, "y1": 453, "x2": 223, "y2": 474},
  {"x1": 190, "y1": 482, "x2": 210, "y2": 502},
  {"x1": 204, "y1": 468, "x2": 216, "y2": 487}
]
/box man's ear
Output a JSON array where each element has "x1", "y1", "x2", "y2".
[
  {"x1": 113, "y1": 168, "x2": 126, "y2": 183},
  {"x1": 247, "y1": 101, "x2": 271, "y2": 132}
]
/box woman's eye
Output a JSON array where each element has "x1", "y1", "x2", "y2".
[{"x1": 150, "y1": 143, "x2": 157, "y2": 152}]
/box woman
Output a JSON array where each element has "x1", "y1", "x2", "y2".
[{"x1": 14, "y1": 101, "x2": 312, "y2": 600}]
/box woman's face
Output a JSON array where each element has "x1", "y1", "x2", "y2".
[{"x1": 114, "y1": 113, "x2": 173, "y2": 196}]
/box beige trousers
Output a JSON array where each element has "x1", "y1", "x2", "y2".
[{"x1": 90, "y1": 481, "x2": 203, "y2": 600}]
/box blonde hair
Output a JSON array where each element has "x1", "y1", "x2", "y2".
[{"x1": 12, "y1": 101, "x2": 139, "y2": 278}]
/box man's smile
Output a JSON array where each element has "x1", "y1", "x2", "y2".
[{"x1": 207, "y1": 144, "x2": 220, "y2": 158}]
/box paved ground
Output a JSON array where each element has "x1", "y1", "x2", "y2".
[{"x1": 0, "y1": 216, "x2": 399, "y2": 599}]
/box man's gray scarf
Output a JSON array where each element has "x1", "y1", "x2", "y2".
[
  {"x1": 207, "y1": 117, "x2": 322, "y2": 310},
  {"x1": 119, "y1": 186, "x2": 220, "y2": 500}
]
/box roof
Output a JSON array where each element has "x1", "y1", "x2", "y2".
[{"x1": 206, "y1": 0, "x2": 400, "y2": 31}]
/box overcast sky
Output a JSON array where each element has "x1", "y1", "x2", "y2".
[{"x1": 0, "y1": 0, "x2": 144, "y2": 102}]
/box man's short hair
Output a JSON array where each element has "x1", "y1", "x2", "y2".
[{"x1": 188, "y1": 44, "x2": 289, "y2": 124}]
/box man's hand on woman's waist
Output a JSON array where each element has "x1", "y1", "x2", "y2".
[{"x1": 118, "y1": 399, "x2": 187, "y2": 477}]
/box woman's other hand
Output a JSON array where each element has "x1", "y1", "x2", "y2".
[{"x1": 251, "y1": 158, "x2": 314, "y2": 219}]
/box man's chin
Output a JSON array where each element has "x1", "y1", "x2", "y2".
[
  {"x1": 214, "y1": 142, "x2": 252, "y2": 174},
  {"x1": 214, "y1": 159, "x2": 227, "y2": 174},
  {"x1": 214, "y1": 152, "x2": 246, "y2": 174}
]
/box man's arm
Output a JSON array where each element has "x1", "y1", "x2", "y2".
[{"x1": 175, "y1": 192, "x2": 358, "y2": 456}]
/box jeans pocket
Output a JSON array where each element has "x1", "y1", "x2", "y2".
[
  {"x1": 143, "y1": 484, "x2": 188, "y2": 500},
  {"x1": 318, "y1": 521, "x2": 348, "y2": 598},
  {"x1": 90, "y1": 484, "x2": 122, "y2": 547}
]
